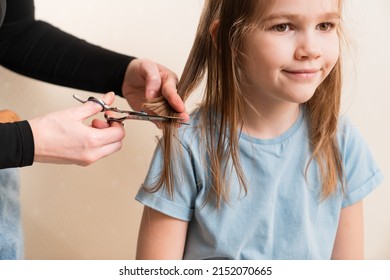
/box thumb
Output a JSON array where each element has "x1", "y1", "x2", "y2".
[
  {"x1": 100, "y1": 91, "x2": 116, "y2": 106},
  {"x1": 74, "y1": 92, "x2": 116, "y2": 120},
  {"x1": 139, "y1": 60, "x2": 162, "y2": 99}
]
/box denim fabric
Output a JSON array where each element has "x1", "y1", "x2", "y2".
[{"x1": 0, "y1": 168, "x2": 24, "y2": 259}]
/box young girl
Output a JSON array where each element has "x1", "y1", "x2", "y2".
[{"x1": 135, "y1": 0, "x2": 383, "y2": 259}]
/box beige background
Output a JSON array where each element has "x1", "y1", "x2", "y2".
[{"x1": 0, "y1": 0, "x2": 389, "y2": 259}]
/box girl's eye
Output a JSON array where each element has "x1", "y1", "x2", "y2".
[
  {"x1": 271, "y1": 24, "x2": 291, "y2": 32},
  {"x1": 317, "y1": 22, "x2": 335, "y2": 32}
]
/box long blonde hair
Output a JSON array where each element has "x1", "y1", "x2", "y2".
[{"x1": 144, "y1": 0, "x2": 345, "y2": 207}]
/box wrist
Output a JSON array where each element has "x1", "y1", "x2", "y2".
[
  {"x1": 18, "y1": 120, "x2": 35, "y2": 166},
  {"x1": 122, "y1": 58, "x2": 139, "y2": 98}
]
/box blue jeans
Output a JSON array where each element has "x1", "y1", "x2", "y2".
[{"x1": 0, "y1": 168, "x2": 24, "y2": 259}]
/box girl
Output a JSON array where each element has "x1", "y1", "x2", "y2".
[{"x1": 135, "y1": 0, "x2": 383, "y2": 259}]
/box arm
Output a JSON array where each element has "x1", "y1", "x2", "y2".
[
  {"x1": 0, "y1": 0, "x2": 133, "y2": 95},
  {"x1": 0, "y1": 0, "x2": 188, "y2": 119},
  {"x1": 136, "y1": 206, "x2": 189, "y2": 260},
  {"x1": 0, "y1": 0, "x2": 128, "y2": 168},
  {"x1": 0, "y1": 0, "x2": 187, "y2": 168},
  {"x1": 0, "y1": 92, "x2": 125, "y2": 168},
  {"x1": 331, "y1": 201, "x2": 364, "y2": 259}
]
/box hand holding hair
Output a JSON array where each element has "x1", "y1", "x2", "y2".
[{"x1": 122, "y1": 58, "x2": 189, "y2": 124}]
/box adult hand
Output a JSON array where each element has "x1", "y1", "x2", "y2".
[
  {"x1": 121, "y1": 58, "x2": 189, "y2": 122},
  {"x1": 29, "y1": 92, "x2": 125, "y2": 166}
]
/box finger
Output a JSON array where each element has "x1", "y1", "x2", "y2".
[
  {"x1": 99, "y1": 126, "x2": 125, "y2": 143},
  {"x1": 177, "y1": 111, "x2": 190, "y2": 123},
  {"x1": 100, "y1": 91, "x2": 116, "y2": 106},
  {"x1": 109, "y1": 120, "x2": 125, "y2": 128},
  {"x1": 92, "y1": 140, "x2": 124, "y2": 163},
  {"x1": 101, "y1": 110, "x2": 124, "y2": 128},
  {"x1": 73, "y1": 92, "x2": 116, "y2": 120},
  {"x1": 92, "y1": 119, "x2": 110, "y2": 129},
  {"x1": 80, "y1": 139, "x2": 124, "y2": 166},
  {"x1": 161, "y1": 75, "x2": 185, "y2": 113},
  {"x1": 139, "y1": 60, "x2": 162, "y2": 99},
  {"x1": 81, "y1": 125, "x2": 125, "y2": 165},
  {"x1": 93, "y1": 125, "x2": 126, "y2": 145}
]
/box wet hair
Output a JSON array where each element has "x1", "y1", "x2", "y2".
[{"x1": 144, "y1": 0, "x2": 345, "y2": 207}]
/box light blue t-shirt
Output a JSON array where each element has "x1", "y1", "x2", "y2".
[{"x1": 136, "y1": 109, "x2": 383, "y2": 259}]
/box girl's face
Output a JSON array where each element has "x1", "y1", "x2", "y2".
[{"x1": 241, "y1": 0, "x2": 340, "y2": 108}]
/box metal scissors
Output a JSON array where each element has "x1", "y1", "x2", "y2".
[{"x1": 73, "y1": 94, "x2": 189, "y2": 125}]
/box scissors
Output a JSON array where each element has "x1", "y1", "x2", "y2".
[{"x1": 73, "y1": 94, "x2": 189, "y2": 125}]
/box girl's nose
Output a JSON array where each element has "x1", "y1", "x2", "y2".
[{"x1": 294, "y1": 32, "x2": 322, "y2": 60}]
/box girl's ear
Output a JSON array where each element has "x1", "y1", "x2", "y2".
[{"x1": 209, "y1": 20, "x2": 220, "y2": 47}]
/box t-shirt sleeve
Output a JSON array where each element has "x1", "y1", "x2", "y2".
[
  {"x1": 135, "y1": 138, "x2": 198, "y2": 222},
  {"x1": 338, "y1": 117, "x2": 383, "y2": 208}
]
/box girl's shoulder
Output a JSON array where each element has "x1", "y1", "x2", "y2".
[
  {"x1": 336, "y1": 114, "x2": 379, "y2": 172},
  {"x1": 336, "y1": 114, "x2": 366, "y2": 150},
  {"x1": 178, "y1": 108, "x2": 202, "y2": 132},
  {"x1": 336, "y1": 115, "x2": 383, "y2": 208},
  {"x1": 176, "y1": 108, "x2": 204, "y2": 149}
]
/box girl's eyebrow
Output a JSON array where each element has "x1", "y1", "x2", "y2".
[{"x1": 261, "y1": 12, "x2": 341, "y2": 23}]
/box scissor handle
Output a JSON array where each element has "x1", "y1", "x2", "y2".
[
  {"x1": 74, "y1": 94, "x2": 121, "y2": 113},
  {"x1": 87, "y1": 96, "x2": 107, "y2": 112},
  {"x1": 73, "y1": 94, "x2": 106, "y2": 112}
]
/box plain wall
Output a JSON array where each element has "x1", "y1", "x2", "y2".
[{"x1": 0, "y1": 0, "x2": 389, "y2": 259}]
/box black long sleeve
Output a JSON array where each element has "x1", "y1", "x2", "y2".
[
  {"x1": 0, "y1": 0, "x2": 134, "y2": 94},
  {"x1": 0, "y1": 121, "x2": 34, "y2": 168},
  {"x1": 0, "y1": 0, "x2": 135, "y2": 168}
]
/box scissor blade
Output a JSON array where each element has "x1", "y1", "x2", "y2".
[
  {"x1": 106, "y1": 114, "x2": 190, "y2": 125},
  {"x1": 124, "y1": 110, "x2": 188, "y2": 123}
]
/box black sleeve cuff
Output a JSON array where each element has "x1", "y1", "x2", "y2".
[{"x1": 0, "y1": 120, "x2": 34, "y2": 169}]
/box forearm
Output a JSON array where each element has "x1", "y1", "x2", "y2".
[
  {"x1": 0, "y1": 21, "x2": 134, "y2": 95},
  {"x1": 331, "y1": 201, "x2": 364, "y2": 259},
  {"x1": 0, "y1": 0, "x2": 135, "y2": 96}
]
